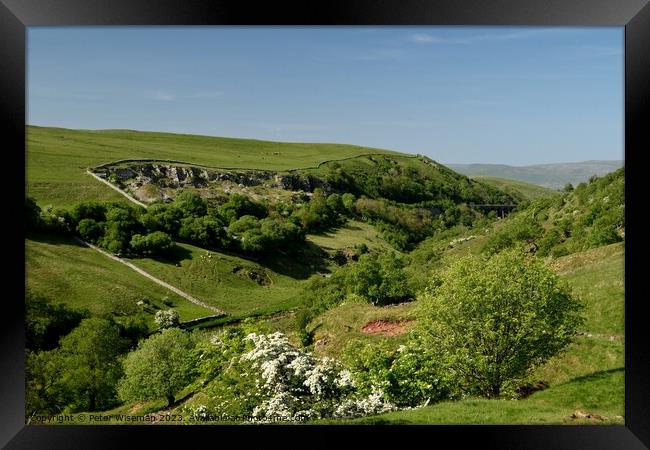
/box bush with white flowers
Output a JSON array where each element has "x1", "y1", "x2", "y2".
[
  {"x1": 333, "y1": 387, "x2": 395, "y2": 419},
  {"x1": 194, "y1": 330, "x2": 395, "y2": 423},
  {"x1": 154, "y1": 309, "x2": 180, "y2": 329},
  {"x1": 240, "y1": 332, "x2": 358, "y2": 421}
]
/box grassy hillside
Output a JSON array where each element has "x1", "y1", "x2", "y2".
[
  {"x1": 26, "y1": 125, "x2": 400, "y2": 208},
  {"x1": 306, "y1": 220, "x2": 393, "y2": 255},
  {"x1": 309, "y1": 300, "x2": 416, "y2": 357},
  {"x1": 121, "y1": 242, "x2": 308, "y2": 318},
  {"x1": 480, "y1": 168, "x2": 624, "y2": 258},
  {"x1": 164, "y1": 239, "x2": 625, "y2": 424},
  {"x1": 473, "y1": 176, "x2": 559, "y2": 201},
  {"x1": 339, "y1": 368, "x2": 623, "y2": 424},
  {"x1": 25, "y1": 233, "x2": 214, "y2": 327},
  {"x1": 25, "y1": 126, "x2": 623, "y2": 426},
  {"x1": 325, "y1": 242, "x2": 624, "y2": 424}
]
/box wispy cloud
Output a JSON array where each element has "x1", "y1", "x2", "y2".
[
  {"x1": 151, "y1": 92, "x2": 175, "y2": 102},
  {"x1": 354, "y1": 49, "x2": 406, "y2": 61},
  {"x1": 562, "y1": 45, "x2": 623, "y2": 58},
  {"x1": 409, "y1": 29, "x2": 571, "y2": 45},
  {"x1": 149, "y1": 91, "x2": 223, "y2": 101},
  {"x1": 410, "y1": 33, "x2": 437, "y2": 44}
]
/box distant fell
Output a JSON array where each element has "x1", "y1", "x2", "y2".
[{"x1": 447, "y1": 160, "x2": 623, "y2": 189}]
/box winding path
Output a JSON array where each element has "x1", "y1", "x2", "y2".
[
  {"x1": 86, "y1": 169, "x2": 148, "y2": 208},
  {"x1": 73, "y1": 237, "x2": 226, "y2": 315}
]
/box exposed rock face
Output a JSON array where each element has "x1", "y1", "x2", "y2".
[{"x1": 96, "y1": 163, "x2": 331, "y2": 195}]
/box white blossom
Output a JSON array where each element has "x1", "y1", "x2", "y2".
[
  {"x1": 333, "y1": 388, "x2": 395, "y2": 419},
  {"x1": 154, "y1": 309, "x2": 180, "y2": 328},
  {"x1": 237, "y1": 332, "x2": 395, "y2": 422}
]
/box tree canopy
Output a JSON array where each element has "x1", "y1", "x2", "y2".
[
  {"x1": 118, "y1": 328, "x2": 196, "y2": 407},
  {"x1": 416, "y1": 249, "x2": 583, "y2": 398}
]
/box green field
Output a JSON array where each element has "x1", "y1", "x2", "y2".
[
  {"x1": 25, "y1": 233, "x2": 214, "y2": 326},
  {"x1": 26, "y1": 126, "x2": 400, "y2": 208},
  {"x1": 121, "y1": 242, "x2": 308, "y2": 317},
  {"x1": 473, "y1": 176, "x2": 559, "y2": 201},
  {"x1": 306, "y1": 220, "x2": 393, "y2": 255}
]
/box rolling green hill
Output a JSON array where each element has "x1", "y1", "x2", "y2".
[
  {"x1": 26, "y1": 125, "x2": 401, "y2": 208},
  {"x1": 25, "y1": 233, "x2": 214, "y2": 327},
  {"x1": 448, "y1": 160, "x2": 623, "y2": 189},
  {"x1": 120, "y1": 242, "x2": 308, "y2": 318},
  {"x1": 24, "y1": 125, "x2": 623, "y2": 427}
]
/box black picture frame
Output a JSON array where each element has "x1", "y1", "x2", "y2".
[{"x1": 3, "y1": 0, "x2": 649, "y2": 448}]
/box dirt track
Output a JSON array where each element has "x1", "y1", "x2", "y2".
[{"x1": 73, "y1": 237, "x2": 225, "y2": 315}]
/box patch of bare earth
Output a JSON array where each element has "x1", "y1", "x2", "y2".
[
  {"x1": 361, "y1": 320, "x2": 414, "y2": 337},
  {"x1": 128, "y1": 403, "x2": 143, "y2": 414}
]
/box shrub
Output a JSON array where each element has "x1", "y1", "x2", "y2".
[
  {"x1": 342, "y1": 340, "x2": 452, "y2": 408},
  {"x1": 26, "y1": 196, "x2": 42, "y2": 230},
  {"x1": 416, "y1": 249, "x2": 583, "y2": 398},
  {"x1": 118, "y1": 328, "x2": 196, "y2": 407},
  {"x1": 154, "y1": 309, "x2": 180, "y2": 329},
  {"x1": 140, "y1": 203, "x2": 183, "y2": 235},
  {"x1": 76, "y1": 218, "x2": 104, "y2": 243},
  {"x1": 55, "y1": 318, "x2": 128, "y2": 411},
  {"x1": 174, "y1": 190, "x2": 208, "y2": 218},
  {"x1": 130, "y1": 231, "x2": 175, "y2": 256},
  {"x1": 69, "y1": 201, "x2": 107, "y2": 227},
  {"x1": 218, "y1": 193, "x2": 267, "y2": 224},
  {"x1": 346, "y1": 252, "x2": 412, "y2": 306},
  {"x1": 179, "y1": 216, "x2": 228, "y2": 248}
]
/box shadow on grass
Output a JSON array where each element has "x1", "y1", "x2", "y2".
[
  {"x1": 26, "y1": 231, "x2": 83, "y2": 246},
  {"x1": 135, "y1": 243, "x2": 193, "y2": 265},
  {"x1": 554, "y1": 367, "x2": 624, "y2": 388},
  {"x1": 259, "y1": 241, "x2": 331, "y2": 279}
]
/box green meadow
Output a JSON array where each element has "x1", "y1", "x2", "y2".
[{"x1": 26, "y1": 125, "x2": 399, "y2": 208}]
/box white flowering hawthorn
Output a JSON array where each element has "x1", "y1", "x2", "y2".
[
  {"x1": 194, "y1": 331, "x2": 395, "y2": 423},
  {"x1": 238, "y1": 332, "x2": 384, "y2": 422},
  {"x1": 154, "y1": 309, "x2": 180, "y2": 328},
  {"x1": 333, "y1": 387, "x2": 396, "y2": 419}
]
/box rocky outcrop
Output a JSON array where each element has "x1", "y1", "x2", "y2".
[{"x1": 95, "y1": 162, "x2": 331, "y2": 195}]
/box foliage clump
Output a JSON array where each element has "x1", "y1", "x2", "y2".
[
  {"x1": 190, "y1": 330, "x2": 394, "y2": 422},
  {"x1": 118, "y1": 328, "x2": 196, "y2": 407},
  {"x1": 416, "y1": 249, "x2": 583, "y2": 398},
  {"x1": 154, "y1": 309, "x2": 180, "y2": 329}
]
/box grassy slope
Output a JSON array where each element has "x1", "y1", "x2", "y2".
[
  {"x1": 309, "y1": 301, "x2": 416, "y2": 357},
  {"x1": 58, "y1": 219, "x2": 624, "y2": 425},
  {"x1": 121, "y1": 242, "x2": 307, "y2": 318},
  {"x1": 306, "y1": 220, "x2": 393, "y2": 255},
  {"x1": 26, "y1": 126, "x2": 399, "y2": 208},
  {"x1": 25, "y1": 233, "x2": 214, "y2": 327},
  {"x1": 473, "y1": 176, "x2": 559, "y2": 201},
  {"x1": 339, "y1": 243, "x2": 624, "y2": 424},
  {"x1": 342, "y1": 369, "x2": 623, "y2": 424},
  {"x1": 25, "y1": 219, "x2": 392, "y2": 333}
]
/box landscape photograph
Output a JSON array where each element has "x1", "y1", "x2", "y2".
[{"x1": 25, "y1": 26, "x2": 624, "y2": 425}]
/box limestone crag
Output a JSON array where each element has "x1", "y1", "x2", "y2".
[{"x1": 94, "y1": 163, "x2": 331, "y2": 195}]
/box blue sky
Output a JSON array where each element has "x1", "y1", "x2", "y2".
[{"x1": 27, "y1": 27, "x2": 623, "y2": 165}]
